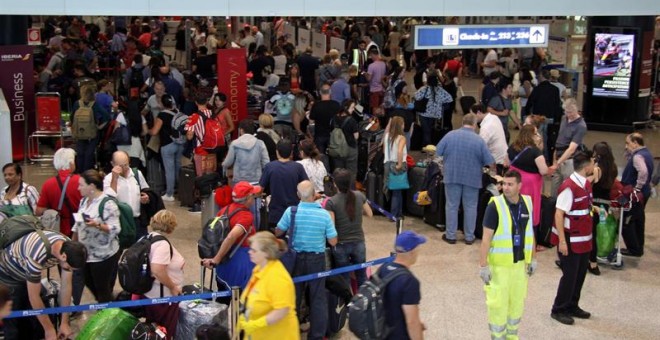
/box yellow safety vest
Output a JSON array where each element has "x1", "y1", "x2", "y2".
[{"x1": 488, "y1": 195, "x2": 534, "y2": 266}]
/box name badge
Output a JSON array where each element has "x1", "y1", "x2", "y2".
[{"x1": 513, "y1": 234, "x2": 522, "y2": 247}]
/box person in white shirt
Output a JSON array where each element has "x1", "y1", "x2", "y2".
[
  {"x1": 482, "y1": 49, "x2": 499, "y2": 77},
  {"x1": 103, "y1": 151, "x2": 150, "y2": 240},
  {"x1": 474, "y1": 104, "x2": 509, "y2": 173},
  {"x1": 251, "y1": 26, "x2": 264, "y2": 47}
]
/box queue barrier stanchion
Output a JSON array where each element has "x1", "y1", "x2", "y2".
[{"x1": 230, "y1": 286, "x2": 241, "y2": 340}]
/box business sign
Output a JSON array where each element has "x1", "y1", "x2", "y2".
[
  {"x1": 414, "y1": 24, "x2": 549, "y2": 50},
  {"x1": 297, "y1": 28, "x2": 310, "y2": 52},
  {"x1": 217, "y1": 49, "x2": 247, "y2": 137},
  {"x1": 27, "y1": 28, "x2": 41, "y2": 46},
  {"x1": 0, "y1": 46, "x2": 34, "y2": 161},
  {"x1": 330, "y1": 37, "x2": 345, "y2": 54},
  {"x1": 312, "y1": 32, "x2": 326, "y2": 57},
  {"x1": 639, "y1": 31, "x2": 654, "y2": 97}
]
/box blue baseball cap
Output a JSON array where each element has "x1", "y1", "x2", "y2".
[{"x1": 395, "y1": 231, "x2": 427, "y2": 253}]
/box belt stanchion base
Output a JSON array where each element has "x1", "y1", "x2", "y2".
[{"x1": 7, "y1": 256, "x2": 396, "y2": 319}]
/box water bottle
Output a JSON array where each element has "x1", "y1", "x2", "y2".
[
  {"x1": 599, "y1": 205, "x2": 606, "y2": 223},
  {"x1": 141, "y1": 263, "x2": 148, "y2": 276}
]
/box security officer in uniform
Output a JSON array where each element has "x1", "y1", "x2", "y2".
[
  {"x1": 550, "y1": 151, "x2": 604, "y2": 325},
  {"x1": 479, "y1": 169, "x2": 537, "y2": 340}
]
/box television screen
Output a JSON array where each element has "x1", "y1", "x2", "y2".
[{"x1": 592, "y1": 33, "x2": 635, "y2": 98}]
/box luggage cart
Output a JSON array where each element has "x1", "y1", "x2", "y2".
[{"x1": 597, "y1": 191, "x2": 637, "y2": 269}]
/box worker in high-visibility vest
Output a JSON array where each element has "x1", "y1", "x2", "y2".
[{"x1": 479, "y1": 169, "x2": 537, "y2": 340}]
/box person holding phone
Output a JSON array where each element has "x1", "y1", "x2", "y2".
[{"x1": 73, "y1": 169, "x2": 122, "y2": 303}]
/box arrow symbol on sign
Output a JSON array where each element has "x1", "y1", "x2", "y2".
[{"x1": 533, "y1": 30, "x2": 542, "y2": 39}]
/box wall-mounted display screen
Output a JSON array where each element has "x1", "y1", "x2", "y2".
[{"x1": 592, "y1": 33, "x2": 635, "y2": 98}]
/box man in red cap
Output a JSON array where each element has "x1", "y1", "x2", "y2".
[{"x1": 202, "y1": 181, "x2": 260, "y2": 293}]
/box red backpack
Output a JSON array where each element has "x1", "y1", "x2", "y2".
[{"x1": 201, "y1": 115, "x2": 225, "y2": 149}]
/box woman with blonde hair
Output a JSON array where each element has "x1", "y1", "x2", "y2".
[
  {"x1": 142, "y1": 209, "x2": 185, "y2": 339},
  {"x1": 508, "y1": 125, "x2": 553, "y2": 239},
  {"x1": 383, "y1": 116, "x2": 408, "y2": 218},
  {"x1": 238, "y1": 231, "x2": 299, "y2": 339}
]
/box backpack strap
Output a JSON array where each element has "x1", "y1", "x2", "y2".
[
  {"x1": 149, "y1": 234, "x2": 173, "y2": 298},
  {"x1": 374, "y1": 265, "x2": 411, "y2": 289},
  {"x1": 287, "y1": 206, "x2": 298, "y2": 249},
  {"x1": 98, "y1": 196, "x2": 116, "y2": 222},
  {"x1": 132, "y1": 168, "x2": 141, "y2": 189},
  {"x1": 55, "y1": 175, "x2": 73, "y2": 211}
]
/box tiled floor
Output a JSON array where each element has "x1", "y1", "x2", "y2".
[{"x1": 19, "y1": 76, "x2": 660, "y2": 339}]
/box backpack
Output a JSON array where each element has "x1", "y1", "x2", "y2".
[
  {"x1": 383, "y1": 78, "x2": 403, "y2": 109},
  {"x1": 72, "y1": 100, "x2": 97, "y2": 140},
  {"x1": 348, "y1": 266, "x2": 410, "y2": 339},
  {"x1": 0, "y1": 215, "x2": 52, "y2": 256},
  {"x1": 118, "y1": 234, "x2": 172, "y2": 295},
  {"x1": 197, "y1": 206, "x2": 250, "y2": 261},
  {"x1": 98, "y1": 196, "x2": 137, "y2": 249},
  {"x1": 274, "y1": 93, "x2": 294, "y2": 116},
  {"x1": 327, "y1": 118, "x2": 351, "y2": 158},
  {"x1": 201, "y1": 115, "x2": 226, "y2": 149},
  {"x1": 165, "y1": 109, "x2": 188, "y2": 145}
]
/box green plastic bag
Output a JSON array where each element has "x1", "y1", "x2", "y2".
[
  {"x1": 76, "y1": 308, "x2": 138, "y2": 340},
  {"x1": 596, "y1": 214, "x2": 617, "y2": 257}
]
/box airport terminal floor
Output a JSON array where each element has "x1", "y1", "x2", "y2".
[{"x1": 18, "y1": 77, "x2": 660, "y2": 339}]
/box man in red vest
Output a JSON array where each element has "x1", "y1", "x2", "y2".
[{"x1": 550, "y1": 151, "x2": 605, "y2": 325}]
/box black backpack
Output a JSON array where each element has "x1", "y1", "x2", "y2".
[
  {"x1": 348, "y1": 266, "x2": 410, "y2": 339},
  {"x1": 118, "y1": 234, "x2": 172, "y2": 295},
  {"x1": 197, "y1": 206, "x2": 249, "y2": 261},
  {"x1": 130, "y1": 66, "x2": 145, "y2": 89}
]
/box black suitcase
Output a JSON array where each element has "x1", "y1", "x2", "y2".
[
  {"x1": 423, "y1": 180, "x2": 446, "y2": 230},
  {"x1": 366, "y1": 171, "x2": 387, "y2": 214},
  {"x1": 409, "y1": 123, "x2": 423, "y2": 151},
  {"x1": 357, "y1": 139, "x2": 369, "y2": 181},
  {"x1": 178, "y1": 165, "x2": 196, "y2": 207},
  {"x1": 146, "y1": 156, "x2": 165, "y2": 196},
  {"x1": 405, "y1": 167, "x2": 426, "y2": 217},
  {"x1": 326, "y1": 291, "x2": 348, "y2": 337},
  {"x1": 459, "y1": 96, "x2": 477, "y2": 115},
  {"x1": 537, "y1": 195, "x2": 556, "y2": 248}
]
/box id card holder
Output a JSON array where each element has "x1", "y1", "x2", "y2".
[{"x1": 513, "y1": 234, "x2": 522, "y2": 247}]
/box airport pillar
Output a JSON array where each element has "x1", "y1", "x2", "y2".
[{"x1": 584, "y1": 16, "x2": 656, "y2": 132}]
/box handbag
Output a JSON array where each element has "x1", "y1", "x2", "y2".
[
  {"x1": 388, "y1": 170, "x2": 410, "y2": 190},
  {"x1": 110, "y1": 124, "x2": 132, "y2": 146},
  {"x1": 413, "y1": 88, "x2": 429, "y2": 113},
  {"x1": 280, "y1": 206, "x2": 298, "y2": 274}
]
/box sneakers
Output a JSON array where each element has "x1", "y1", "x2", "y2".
[
  {"x1": 551, "y1": 312, "x2": 575, "y2": 325},
  {"x1": 621, "y1": 249, "x2": 643, "y2": 257},
  {"x1": 571, "y1": 307, "x2": 591, "y2": 319},
  {"x1": 161, "y1": 194, "x2": 175, "y2": 202},
  {"x1": 188, "y1": 203, "x2": 201, "y2": 213}
]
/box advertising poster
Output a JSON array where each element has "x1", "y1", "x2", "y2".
[
  {"x1": 638, "y1": 31, "x2": 654, "y2": 97},
  {"x1": 297, "y1": 28, "x2": 310, "y2": 52},
  {"x1": 217, "y1": 49, "x2": 247, "y2": 138},
  {"x1": 312, "y1": 32, "x2": 326, "y2": 57},
  {"x1": 592, "y1": 33, "x2": 635, "y2": 98},
  {"x1": 0, "y1": 45, "x2": 34, "y2": 161},
  {"x1": 36, "y1": 93, "x2": 61, "y2": 132},
  {"x1": 283, "y1": 23, "x2": 296, "y2": 43},
  {"x1": 330, "y1": 37, "x2": 345, "y2": 54}
]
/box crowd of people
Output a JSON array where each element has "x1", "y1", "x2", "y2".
[{"x1": 0, "y1": 15, "x2": 655, "y2": 340}]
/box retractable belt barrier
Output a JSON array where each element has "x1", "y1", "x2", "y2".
[
  {"x1": 366, "y1": 199, "x2": 397, "y2": 221},
  {"x1": 6, "y1": 255, "x2": 395, "y2": 319}
]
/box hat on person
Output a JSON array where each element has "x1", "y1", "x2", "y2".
[
  {"x1": 550, "y1": 69, "x2": 560, "y2": 79},
  {"x1": 232, "y1": 181, "x2": 261, "y2": 200},
  {"x1": 422, "y1": 145, "x2": 436, "y2": 154},
  {"x1": 395, "y1": 231, "x2": 427, "y2": 253}
]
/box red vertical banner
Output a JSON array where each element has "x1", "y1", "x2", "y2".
[
  {"x1": 217, "y1": 49, "x2": 247, "y2": 138},
  {"x1": 0, "y1": 46, "x2": 35, "y2": 161},
  {"x1": 638, "y1": 31, "x2": 654, "y2": 96}
]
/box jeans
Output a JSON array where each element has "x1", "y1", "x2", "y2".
[
  {"x1": 75, "y1": 137, "x2": 98, "y2": 173},
  {"x1": 331, "y1": 146, "x2": 358, "y2": 177},
  {"x1": 294, "y1": 252, "x2": 327, "y2": 340},
  {"x1": 314, "y1": 135, "x2": 330, "y2": 155},
  {"x1": 135, "y1": 217, "x2": 148, "y2": 242},
  {"x1": 161, "y1": 142, "x2": 184, "y2": 196},
  {"x1": 333, "y1": 241, "x2": 367, "y2": 287},
  {"x1": 419, "y1": 116, "x2": 436, "y2": 147},
  {"x1": 0, "y1": 272, "x2": 44, "y2": 340},
  {"x1": 390, "y1": 189, "x2": 404, "y2": 218},
  {"x1": 551, "y1": 159, "x2": 574, "y2": 197},
  {"x1": 445, "y1": 183, "x2": 479, "y2": 241},
  {"x1": 84, "y1": 251, "x2": 120, "y2": 303}
]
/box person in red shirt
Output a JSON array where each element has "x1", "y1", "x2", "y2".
[
  {"x1": 138, "y1": 25, "x2": 153, "y2": 50},
  {"x1": 35, "y1": 147, "x2": 85, "y2": 307},
  {"x1": 202, "y1": 182, "x2": 259, "y2": 295},
  {"x1": 444, "y1": 52, "x2": 464, "y2": 87}
]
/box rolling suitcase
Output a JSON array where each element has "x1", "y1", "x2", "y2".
[
  {"x1": 537, "y1": 195, "x2": 556, "y2": 248},
  {"x1": 326, "y1": 291, "x2": 349, "y2": 337},
  {"x1": 409, "y1": 123, "x2": 423, "y2": 151},
  {"x1": 459, "y1": 96, "x2": 477, "y2": 115},
  {"x1": 423, "y1": 180, "x2": 445, "y2": 230},
  {"x1": 201, "y1": 191, "x2": 220, "y2": 228},
  {"x1": 178, "y1": 165, "x2": 196, "y2": 207},
  {"x1": 146, "y1": 156, "x2": 165, "y2": 196},
  {"x1": 405, "y1": 166, "x2": 426, "y2": 217},
  {"x1": 366, "y1": 171, "x2": 387, "y2": 214}
]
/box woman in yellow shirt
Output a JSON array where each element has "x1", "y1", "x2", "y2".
[{"x1": 238, "y1": 232, "x2": 299, "y2": 339}]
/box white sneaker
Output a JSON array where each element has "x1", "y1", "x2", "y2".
[{"x1": 161, "y1": 194, "x2": 175, "y2": 202}]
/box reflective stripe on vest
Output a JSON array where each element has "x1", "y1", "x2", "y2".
[
  {"x1": 488, "y1": 195, "x2": 534, "y2": 266},
  {"x1": 567, "y1": 209, "x2": 590, "y2": 216}
]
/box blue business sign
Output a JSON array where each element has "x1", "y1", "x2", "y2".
[{"x1": 414, "y1": 24, "x2": 549, "y2": 50}]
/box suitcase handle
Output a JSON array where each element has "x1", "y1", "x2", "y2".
[{"x1": 200, "y1": 263, "x2": 215, "y2": 291}]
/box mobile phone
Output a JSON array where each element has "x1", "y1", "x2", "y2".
[{"x1": 82, "y1": 213, "x2": 91, "y2": 221}]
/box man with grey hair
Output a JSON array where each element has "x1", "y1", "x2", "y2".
[
  {"x1": 103, "y1": 151, "x2": 150, "y2": 240},
  {"x1": 310, "y1": 83, "x2": 341, "y2": 154},
  {"x1": 35, "y1": 147, "x2": 85, "y2": 307},
  {"x1": 276, "y1": 180, "x2": 338, "y2": 340},
  {"x1": 330, "y1": 69, "x2": 351, "y2": 105},
  {"x1": 551, "y1": 98, "x2": 587, "y2": 197}
]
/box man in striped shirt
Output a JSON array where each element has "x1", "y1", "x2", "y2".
[
  {"x1": 0, "y1": 231, "x2": 87, "y2": 340},
  {"x1": 276, "y1": 180, "x2": 337, "y2": 340}
]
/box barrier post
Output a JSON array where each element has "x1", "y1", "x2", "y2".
[
  {"x1": 396, "y1": 217, "x2": 403, "y2": 236},
  {"x1": 230, "y1": 286, "x2": 240, "y2": 338}
]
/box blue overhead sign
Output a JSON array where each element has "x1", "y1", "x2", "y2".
[{"x1": 414, "y1": 24, "x2": 549, "y2": 50}]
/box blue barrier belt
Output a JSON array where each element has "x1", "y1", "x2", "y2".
[
  {"x1": 366, "y1": 199, "x2": 397, "y2": 222},
  {"x1": 7, "y1": 255, "x2": 395, "y2": 319}
]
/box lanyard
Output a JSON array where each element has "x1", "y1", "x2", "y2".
[{"x1": 511, "y1": 200, "x2": 522, "y2": 235}]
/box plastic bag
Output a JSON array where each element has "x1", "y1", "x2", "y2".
[
  {"x1": 596, "y1": 214, "x2": 618, "y2": 257},
  {"x1": 176, "y1": 300, "x2": 228, "y2": 339},
  {"x1": 76, "y1": 308, "x2": 138, "y2": 340}
]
